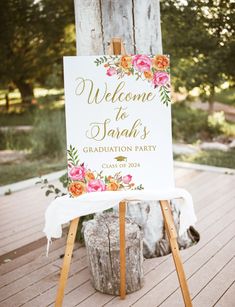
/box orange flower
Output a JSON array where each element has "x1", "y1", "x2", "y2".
[
  {"x1": 120, "y1": 56, "x2": 132, "y2": 70},
  {"x1": 107, "y1": 181, "x2": 120, "y2": 191},
  {"x1": 69, "y1": 181, "x2": 86, "y2": 197},
  {"x1": 104, "y1": 64, "x2": 109, "y2": 67},
  {"x1": 152, "y1": 55, "x2": 169, "y2": 70},
  {"x1": 85, "y1": 171, "x2": 95, "y2": 181},
  {"x1": 144, "y1": 70, "x2": 153, "y2": 80}
]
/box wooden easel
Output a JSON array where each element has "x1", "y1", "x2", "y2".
[{"x1": 55, "y1": 38, "x2": 192, "y2": 307}]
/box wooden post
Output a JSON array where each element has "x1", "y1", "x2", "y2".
[
  {"x1": 55, "y1": 217, "x2": 79, "y2": 307},
  {"x1": 74, "y1": 0, "x2": 162, "y2": 55},
  {"x1": 160, "y1": 200, "x2": 192, "y2": 307},
  {"x1": 109, "y1": 37, "x2": 127, "y2": 299},
  {"x1": 119, "y1": 201, "x2": 126, "y2": 299}
]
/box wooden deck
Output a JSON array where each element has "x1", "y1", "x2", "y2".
[{"x1": 0, "y1": 165, "x2": 234, "y2": 306}]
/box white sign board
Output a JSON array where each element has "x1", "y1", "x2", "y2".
[{"x1": 63, "y1": 55, "x2": 174, "y2": 197}]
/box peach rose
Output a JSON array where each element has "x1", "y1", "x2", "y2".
[
  {"x1": 107, "y1": 181, "x2": 120, "y2": 191},
  {"x1": 85, "y1": 171, "x2": 95, "y2": 181},
  {"x1": 132, "y1": 55, "x2": 152, "y2": 72},
  {"x1": 69, "y1": 166, "x2": 86, "y2": 181},
  {"x1": 69, "y1": 181, "x2": 86, "y2": 197},
  {"x1": 120, "y1": 56, "x2": 132, "y2": 70},
  {"x1": 144, "y1": 70, "x2": 153, "y2": 80},
  {"x1": 87, "y1": 179, "x2": 106, "y2": 192},
  {"x1": 152, "y1": 55, "x2": 169, "y2": 70},
  {"x1": 152, "y1": 71, "x2": 169, "y2": 86}
]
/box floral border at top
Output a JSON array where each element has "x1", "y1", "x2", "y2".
[
  {"x1": 67, "y1": 145, "x2": 144, "y2": 198},
  {"x1": 94, "y1": 54, "x2": 171, "y2": 106}
]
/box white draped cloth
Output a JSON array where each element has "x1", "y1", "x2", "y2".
[{"x1": 44, "y1": 188, "x2": 197, "y2": 252}]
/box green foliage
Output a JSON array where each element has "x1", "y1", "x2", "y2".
[
  {"x1": 36, "y1": 177, "x2": 67, "y2": 198},
  {"x1": 215, "y1": 88, "x2": 235, "y2": 106},
  {"x1": 59, "y1": 172, "x2": 69, "y2": 188},
  {"x1": 31, "y1": 110, "x2": 66, "y2": 158},
  {"x1": 0, "y1": 129, "x2": 32, "y2": 150},
  {"x1": 94, "y1": 56, "x2": 108, "y2": 66},
  {"x1": 0, "y1": 110, "x2": 35, "y2": 126},
  {"x1": 4, "y1": 189, "x2": 12, "y2": 196},
  {"x1": 172, "y1": 103, "x2": 235, "y2": 143},
  {"x1": 67, "y1": 145, "x2": 79, "y2": 166},
  {"x1": 174, "y1": 149, "x2": 235, "y2": 169},
  {"x1": 208, "y1": 111, "x2": 226, "y2": 134},
  {"x1": 159, "y1": 85, "x2": 171, "y2": 106},
  {"x1": 0, "y1": 0, "x2": 75, "y2": 102},
  {"x1": 76, "y1": 215, "x2": 94, "y2": 244},
  {"x1": 172, "y1": 103, "x2": 209, "y2": 142},
  {"x1": 161, "y1": 0, "x2": 235, "y2": 103}
]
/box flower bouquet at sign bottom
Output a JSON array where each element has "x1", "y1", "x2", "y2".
[{"x1": 67, "y1": 146, "x2": 143, "y2": 198}]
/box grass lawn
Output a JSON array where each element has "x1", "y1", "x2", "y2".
[
  {"x1": 174, "y1": 149, "x2": 235, "y2": 169},
  {"x1": 215, "y1": 88, "x2": 235, "y2": 106},
  {"x1": 0, "y1": 88, "x2": 64, "y2": 127},
  {"x1": 0, "y1": 111, "x2": 35, "y2": 126},
  {"x1": 0, "y1": 157, "x2": 66, "y2": 186}
]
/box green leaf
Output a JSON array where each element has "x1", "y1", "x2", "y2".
[{"x1": 45, "y1": 190, "x2": 52, "y2": 196}]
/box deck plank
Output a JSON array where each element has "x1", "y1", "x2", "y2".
[
  {"x1": 193, "y1": 255, "x2": 235, "y2": 307},
  {"x1": 0, "y1": 166, "x2": 234, "y2": 306},
  {"x1": 214, "y1": 280, "x2": 235, "y2": 307},
  {"x1": 57, "y1": 187, "x2": 235, "y2": 306}
]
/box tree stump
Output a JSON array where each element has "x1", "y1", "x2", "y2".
[
  {"x1": 83, "y1": 212, "x2": 144, "y2": 295},
  {"x1": 114, "y1": 200, "x2": 200, "y2": 258}
]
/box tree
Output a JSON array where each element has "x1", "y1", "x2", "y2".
[
  {"x1": 161, "y1": 0, "x2": 235, "y2": 112},
  {"x1": 0, "y1": 0, "x2": 75, "y2": 104}
]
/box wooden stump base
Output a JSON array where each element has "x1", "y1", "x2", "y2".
[{"x1": 83, "y1": 212, "x2": 144, "y2": 295}]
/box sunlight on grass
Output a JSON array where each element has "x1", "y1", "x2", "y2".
[
  {"x1": 0, "y1": 88, "x2": 64, "y2": 106},
  {"x1": 34, "y1": 88, "x2": 64, "y2": 97}
]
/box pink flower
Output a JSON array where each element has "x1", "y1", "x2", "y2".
[
  {"x1": 132, "y1": 55, "x2": 152, "y2": 72},
  {"x1": 69, "y1": 166, "x2": 86, "y2": 181},
  {"x1": 106, "y1": 67, "x2": 117, "y2": 76},
  {"x1": 122, "y1": 175, "x2": 132, "y2": 184},
  {"x1": 87, "y1": 179, "x2": 106, "y2": 192},
  {"x1": 152, "y1": 71, "x2": 169, "y2": 86}
]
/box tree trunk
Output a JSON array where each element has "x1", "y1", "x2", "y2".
[
  {"x1": 74, "y1": 0, "x2": 199, "y2": 258},
  {"x1": 5, "y1": 93, "x2": 9, "y2": 111},
  {"x1": 208, "y1": 86, "x2": 215, "y2": 114},
  {"x1": 83, "y1": 212, "x2": 144, "y2": 295},
  {"x1": 114, "y1": 200, "x2": 200, "y2": 258},
  {"x1": 74, "y1": 0, "x2": 162, "y2": 55},
  {"x1": 14, "y1": 79, "x2": 34, "y2": 104}
]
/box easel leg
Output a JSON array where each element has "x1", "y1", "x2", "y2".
[
  {"x1": 159, "y1": 200, "x2": 192, "y2": 307},
  {"x1": 119, "y1": 201, "x2": 126, "y2": 299},
  {"x1": 55, "y1": 217, "x2": 79, "y2": 307}
]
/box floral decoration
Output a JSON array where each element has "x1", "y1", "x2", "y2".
[
  {"x1": 67, "y1": 145, "x2": 144, "y2": 198},
  {"x1": 94, "y1": 54, "x2": 171, "y2": 106}
]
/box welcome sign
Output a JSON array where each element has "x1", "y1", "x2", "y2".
[{"x1": 63, "y1": 55, "x2": 174, "y2": 197}]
